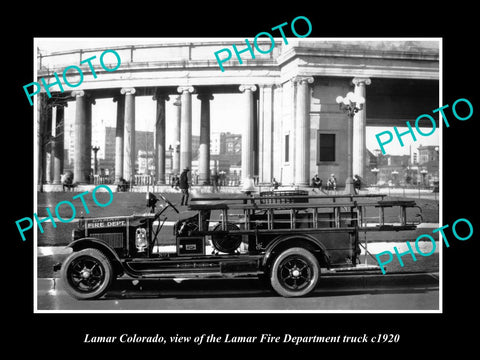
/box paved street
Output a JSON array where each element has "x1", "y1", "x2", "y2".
[{"x1": 37, "y1": 272, "x2": 439, "y2": 311}]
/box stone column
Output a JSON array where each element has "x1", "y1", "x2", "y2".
[
  {"x1": 345, "y1": 106, "x2": 354, "y2": 194},
  {"x1": 239, "y1": 84, "x2": 257, "y2": 183},
  {"x1": 92, "y1": 146, "x2": 100, "y2": 175},
  {"x1": 72, "y1": 90, "x2": 88, "y2": 184},
  {"x1": 121, "y1": 87, "x2": 136, "y2": 184},
  {"x1": 45, "y1": 149, "x2": 52, "y2": 184},
  {"x1": 172, "y1": 96, "x2": 181, "y2": 176},
  {"x1": 352, "y1": 77, "x2": 371, "y2": 178},
  {"x1": 294, "y1": 76, "x2": 314, "y2": 186},
  {"x1": 52, "y1": 104, "x2": 65, "y2": 184},
  {"x1": 253, "y1": 95, "x2": 259, "y2": 180},
  {"x1": 258, "y1": 85, "x2": 274, "y2": 184},
  {"x1": 37, "y1": 93, "x2": 46, "y2": 187},
  {"x1": 84, "y1": 95, "x2": 95, "y2": 183},
  {"x1": 113, "y1": 96, "x2": 125, "y2": 184},
  {"x1": 177, "y1": 86, "x2": 194, "y2": 180},
  {"x1": 44, "y1": 106, "x2": 53, "y2": 184},
  {"x1": 153, "y1": 91, "x2": 169, "y2": 185},
  {"x1": 198, "y1": 93, "x2": 213, "y2": 185}
]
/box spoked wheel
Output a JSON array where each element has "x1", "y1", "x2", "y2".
[
  {"x1": 61, "y1": 248, "x2": 114, "y2": 300},
  {"x1": 270, "y1": 247, "x2": 320, "y2": 297}
]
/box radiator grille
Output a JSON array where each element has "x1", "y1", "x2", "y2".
[{"x1": 91, "y1": 232, "x2": 124, "y2": 248}]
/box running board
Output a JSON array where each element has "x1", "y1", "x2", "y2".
[
  {"x1": 122, "y1": 255, "x2": 263, "y2": 279},
  {"x1": 130, "y1": 272, "x2": 262, "y2": 279},
  {"x1": 323, "y1": 264, "x2": 383, "y2": 274}
]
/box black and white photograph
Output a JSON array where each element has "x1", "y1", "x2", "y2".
[
  {"x1": 7, "y1": 6, "x2": 479, "y2": 354},
  {"x1": 33, "y1": 37, "x2": 441, "y2": 312}
]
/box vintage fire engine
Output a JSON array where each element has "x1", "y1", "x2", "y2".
[{"x1": 55, "y1": 191, "x2": 421, "y2": 299}]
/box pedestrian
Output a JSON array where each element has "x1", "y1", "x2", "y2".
[
  {"x1": 212, "y1": 172, "x2": 219, "y2": 193},
  {"x1": 62, "y1": 171, "x2": 74, "y2": 191},
  {"x1": 271, "y1": 177, "x2": 279, "y2": 190},
  {"x1": 170, "y1": 174, "x2": 179, "y2": 190},
  {"x1": 219, "y1": 172, "x2": 225, "y2": 187},
  {"x1": 117, "y1": 177, "x2": 129, "y2": 192},
  {"x1": 327, "y1": 174, "x2": 337, "y2": 191},
  {"x1": 179, "y1": 168, "x2": 190, "y2": 206},
  {"x1": 311, "y1": 174, "x2": 322, "y2": 193},
  {"x1": 353, "y1": 174, "x2": 362, "y2": 194}
]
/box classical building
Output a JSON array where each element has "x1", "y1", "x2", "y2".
[
  {"x1": 375, "y1": 155, "x2": 412, "y2": 185},
  {"x1": 208, "y1": 132, "x2": 242, "y2": 175},
  {"x1": 36, "y1": 39, "x2": 439, "y2": 188},
  {"x1": 416, "y1": 145, "x2": 439, "y2": 185},
  {"x1": 211, "y1": 132, "x2": 241, "y2": 156}
]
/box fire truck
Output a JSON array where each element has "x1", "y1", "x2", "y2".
[{"x1": 55, "y1": 191, "x2": 421, "y2": 299}]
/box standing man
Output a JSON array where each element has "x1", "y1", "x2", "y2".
[
  {"x1": 353, "y1": 174, "x2": 362, "y2": 194},
  {"x1": 179, "y1": 168, "x2": 190, "y2": 206},
  {"x1": 212, "y1": 172, "x2": 219, "y2": 193}
]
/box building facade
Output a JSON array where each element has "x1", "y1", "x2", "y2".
[
  {"x1": 36, "y1": 39, "x2": 440, "y2": 188},
  {"x1": 416, "y1": 145, "x2": 439, "y2": 185}
]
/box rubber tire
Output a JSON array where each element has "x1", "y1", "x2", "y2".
[
  {"x1": 61, "y1": 248, "x2": 114, "y2": 300},
  {"x1": 270, "y1": 247, "x2": 320, "y2": 297}
]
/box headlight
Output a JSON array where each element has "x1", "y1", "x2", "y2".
[{"x1": 135, "y1": 228, "x2": 148, "y2": 252}]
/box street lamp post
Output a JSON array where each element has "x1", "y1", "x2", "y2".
[
  {"x1": 391, "y1": 170, "x2": 399, "y2": 186},
  {"x1": 167, "y1": 144, "x2": 174, "y2": 184},
  {"x1": 172, "y1": 141, "x2": 180, "y2": 175},
  {"x1": 405, "y1": 166, "x2": 411, "y2": 185},
  {"x1": 92, "y1": 146, "x2": 100, "y2": 176},
  {"x1": 433, "y1": 147, "x2": 439, "y2": 193},
  {"x1": 336, "y1": 92, "x2": 365, "y2": 195},
  {"x1": 371, "y1": 167, "x2": 379, "y2": 186},
  {"x1": 420, "y1": 169, "x2": 428, "y2": 187}
]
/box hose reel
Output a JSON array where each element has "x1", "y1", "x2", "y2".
[{"x1": 211, "y1": 223, "x2": 242, "y2": 253}]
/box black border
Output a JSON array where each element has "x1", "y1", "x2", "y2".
[{"x1": 7, "y1": 5, "x2": 479, "y2": 354}]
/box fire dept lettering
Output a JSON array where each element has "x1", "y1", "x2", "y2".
[{"x1": 87, "y1": 220, "x2": 126, "y2": 228}]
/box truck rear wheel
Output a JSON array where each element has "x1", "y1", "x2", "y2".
[
  {"x1": 61, "y1": 248, "x2": 114, "y2": 300},
  {"x1": 270, "y1": 247, "x2": 320, "y2": 297}
]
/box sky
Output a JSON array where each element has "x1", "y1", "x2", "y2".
[{"x1": 38, "y1": 38, "x2": 440, "y2": 157}]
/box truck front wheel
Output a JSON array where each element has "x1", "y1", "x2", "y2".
[
  {"x1": 61, "y1": 248, "x2": 114, "y2": 300},
  {"x1": 270, "y1": 247, "x2": 320, "y2": 297}
]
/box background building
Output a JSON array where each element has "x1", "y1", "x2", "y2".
[
  {"x1": 37, "y1": 39, "x2": 439, "y2": 188},
  {"x1": 416, "y1": 145, "x2": 439, "y2": 185},
  {"x1": 367, "y1": 144, "x2": 439, "y2": 186},
  {"x1": 209, "y1": 132, "x2": 242, "y2": 174}
]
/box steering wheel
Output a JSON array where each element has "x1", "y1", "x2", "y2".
[{"x1": 157, "y1": 193, "x2": 179, "y2": 213}]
